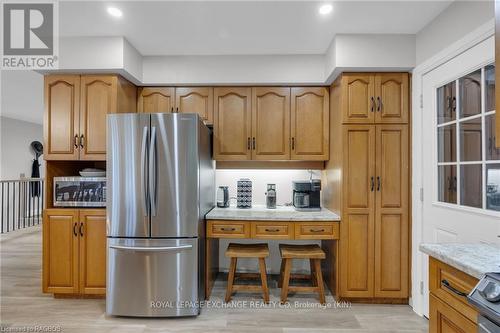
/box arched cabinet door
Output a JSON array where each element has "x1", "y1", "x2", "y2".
[
  {"x1": 252, "y1": 87, "x2": 290, "y2": 160},
  {"x1": 138, "y1": 87, "x2": 174, "y2": 114},
  {"x1": 342, "y1": 74, "x2": 375, "y2": 124},
  {"x1": 375, "y1": 73, "x2": 409, "y2": 124},
  {"x1": 175, "y1": 87, "x2": 213, "y2": 124},
  {"x1": 213, "y1": 87, "x2": 252, "y2": 161},
  {"x1": 44, "y1": 75, "x2": 80, "y2": 160},
  {"x1": 291, "y1": 87, "x2": 329, "y2": 160}
]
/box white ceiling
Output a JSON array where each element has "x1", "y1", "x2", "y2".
[{"x1": 59, "y1": 1, "x2": 452, "y2": 56}]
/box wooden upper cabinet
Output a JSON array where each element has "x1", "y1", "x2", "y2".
[
  {"x1": 291, "y1": 87, "x2": 329, "y2": 160},
  {"x1": 44, "y1": 75, "x2": 80, "y2": 160},
  {"x1": 43, "y1": 209, "x2": 79, "y2": 294},
  {"x1": 374, "y1": 125, "x2": 409, "y2": 298},
  {"x1": 175, "y1": 87, "x2": 214, "y2": 124},
  {"x1": 375, "y1": 73, "x2": 409, "y2": 124},
  {"x1": 252, "y1": 87, "x2": 291, "y2": 160},
  {"x1": 214, "y1": 87, "x2": 252, "y2": 160},
  {"x1": 44, "y1": 74, "x2": 136, "y2": 161},
  {"x1": 342, "y1": 74, "x2": 375, "y2": 124},
  {"x1": 80, "y1": 76, "x2": 117, "y2": 160},
  {"x1": 342, "y1": 73, "x2": 409, "y2": 124},
  {"x1": 138, "y1": 87, "x2": 174, "y2": 113},
  {"x1": 79, "y1": 209, "x2": 106, "y2": 295},
  {"x1": 340, "y1": 125, "x2": 376, "y2": 298}
]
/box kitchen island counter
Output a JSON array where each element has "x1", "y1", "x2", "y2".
[{"x1": 206, "y1": 205, "x2": 340, "y2": 221}]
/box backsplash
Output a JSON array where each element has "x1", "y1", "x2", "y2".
[{"x1": 215, "y1": 169, "x2": 322, "y2": 206}]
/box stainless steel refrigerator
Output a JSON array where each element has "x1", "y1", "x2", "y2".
[{"x1": 106, "y1": 113, "x2": 214, "y2": 317}]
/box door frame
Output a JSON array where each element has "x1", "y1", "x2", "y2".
[{"x1": 411, "y1": 20, "x2": 494, "y2": 317}]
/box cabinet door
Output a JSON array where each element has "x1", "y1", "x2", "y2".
[
  {"x1": 138, "y1": 87, "x2": 174, "y2": 113},
  {"x1": 252, "y1": 87, "x2": 290, "y2": 160},
  {"x1": 429, "y1": 294, "x2": 477, "y2": 333},
  {"x1": 290, "y1": 87, "x2": 329, "y2": 160},
  {"x1": 213, "y1": 87, "x2": 252, "y2": 160},
  {"x1": 340, "y1": 125, "x2": 375, "y2": 298},
  {"x1": 374, "y1": 125, "x2": 409, "y2": 298},
  {"x1": 175, "y1": 87, "x2": 213, "y2": 124},
  {"x1": 44, "y1": 75, "x2": 80, "y2": 160},
  {"x1": 80, "y1": 76, "x2": 117, "y2": 161},
  {"x1": 79, "y1": 209, "x2": 106, "y2": 295},
  {"x1": 342, "y1": 74, "x2": 375, "y2": 124},
  {"x1": 375, "y1": 73, "x2": 409, "y2": 124},
  {"x1": 43, "y1": 209, "x2": 79, "y2": 294}
]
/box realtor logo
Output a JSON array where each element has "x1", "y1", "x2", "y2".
[{"x1": 1, "y1": 1, "x2": 58, "y2": 69}]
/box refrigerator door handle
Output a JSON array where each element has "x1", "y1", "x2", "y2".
[
  {"x1": 109, "y1": 244, "x2": 193, "y2": 252},
  {"x1": 140, "y1": 126, "x2": 149, "y2": 217},
  {"x1": 149, "y1": 126, "x2": 158, "y2": 216}
]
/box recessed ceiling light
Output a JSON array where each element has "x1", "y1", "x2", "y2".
[
  {"x1": 107, "y1": 7, "x2": 122, "y2": 18},
  {"x1": 319, "y1": 4, "x2": 333, "y2": 15}
]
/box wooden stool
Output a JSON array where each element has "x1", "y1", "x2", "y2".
[
  {"x1": 225, "y1": 243, "x2": 270, "y2": 303},
  {"x1": 278, "y1": 244, "x2": 326, "y2": 304}
]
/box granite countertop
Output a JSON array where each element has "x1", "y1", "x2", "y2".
[
  {"x1": 420, "y1": 243, "x2": 500, "y2": 279},
  {"x1": 206, "y1": 205, "x2": 341, "y2": 221}
]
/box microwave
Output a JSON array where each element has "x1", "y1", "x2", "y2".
[{"x1": 54, "y1": 177, "x2": 106, "y2": 207}]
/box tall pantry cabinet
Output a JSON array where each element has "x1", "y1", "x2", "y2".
[{"x1": 325, "y1": 72, "x2": 410, "y2": 301}]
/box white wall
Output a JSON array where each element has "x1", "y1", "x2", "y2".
[
  {"x1": 0, "y1": 117, "x2": 45, "y2": 180},
  {"x1": 215, "y1": 169, "x2": 323, "y2": 274},
  {"x1": 416, "y1": 1, "x2": 494, "y2": 65}
]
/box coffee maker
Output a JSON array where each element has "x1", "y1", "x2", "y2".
[{"x1": 292, "y1": 179, "x2": 321, "y2": 211}]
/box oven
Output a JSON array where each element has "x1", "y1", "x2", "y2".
[{"x1": 468, "y1": 272, "x2": 500, "y2": 333}]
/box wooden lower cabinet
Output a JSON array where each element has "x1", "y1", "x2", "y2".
[
  {"x1": 43, "y1": 209, "x2": 106, "y2": 296},
  {"x1": 430, "y1": 294, "x2": 477, "y2": 333}
]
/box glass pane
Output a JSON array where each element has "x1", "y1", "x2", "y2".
[
  {"x1": 459, "y1": 69, "x2": 481, "y2": 118},
  {"x1": 485, "y1": 64, "x2": 495, "y2": 112},
  {"x1": 486, "y1": 114, "x2": 500, "y2": 160},
  {"x1": 486, "y1": 164, "x2": 500, "y2": 211},
  {"x1": 437, "y1": 81, "x2": 456, "y2": 124},
  {"x1": 438, "y1": 165, "x2": 457, "y2": 204},
  {"x1": 460, "y1": 164, "x2": 482, "y2": 208},
  {"x1": 460, "y1": 117, "x2": 482, "y2": 161},
  {"x1": 438, "y1": 124, "x2": 456, "y2": 162}
]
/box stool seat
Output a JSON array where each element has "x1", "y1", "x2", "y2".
[
  {"x1": 226, "y1": 243, "x2": 270, "y2": 258},
  {"x1": 279, "y1": 244, "x2": 326, "y2": 259}
]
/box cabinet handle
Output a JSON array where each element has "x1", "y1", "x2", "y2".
[
  {"x1": 73, "y1": 222, "x2": 78, "y2": 236},
  {"x1": 74, "y1": 135, "x2": 79, "y2": 149},
  {"x1": 221, "y1": 227, "x2": 236, "y2": 232},
  {"x1": 377, "y1": 97, "x2": 382, "y2": 112},
  {"x1": 247, "y1": 137, "x2": 251, "y2": 150},
  {"x1": 79, "y1": 222, "x2": 84, "y2": 236},
  {"x1": 80, "y1": 134, "x2": 84, "y2": 148},
  {"x1": 265, "y1": 228, "x2": 281, "y2": 232},
  {"x1": 176, "y1": 107, "x2": 179, "y2": 113},
  {"x1": 310, "y1": 228, "x2": 325, "y2": 233},
  {"x1": 291, "y1": 137, "x2": 295, "y2": 150},
  {"x1": 377, "y1": 176, "x2": 381, "y2": 191},
  {"x1": 252, "y1": 137, "x2": 256, "y2": 150},
  {"x1": 370, "y1": 177, "x2": 375, "y2": 192},
  {"x1": 370, "y1": 97, "x2": 375, "y2": 112},
  {"x1": 441, "y1": 279, "x2": 468, "y2": 298}
]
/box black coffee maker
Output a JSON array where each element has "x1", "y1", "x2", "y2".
[{"x1": 292, "y1": 179, "x2": 321, "y2": 211}]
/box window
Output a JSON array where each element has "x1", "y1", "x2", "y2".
[{"x1": 436, "y1": 64, "x2": 500, "y2": 212}]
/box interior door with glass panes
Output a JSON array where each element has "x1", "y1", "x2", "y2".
[{"x1": 420, "y1": 36, "x2": 500, "y2": 317}]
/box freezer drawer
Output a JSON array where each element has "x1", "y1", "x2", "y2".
[{"x1": 106, "y1": 238, "x2": 199, "y2": 317}]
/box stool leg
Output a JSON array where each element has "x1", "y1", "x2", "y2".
[
  {"x1": 310, "y1": 259, "x2": 317, "y2": 287},
  {"x1": 313, "y1": 259, "x2": 325, "y2": 304},
  {"x1": 280, "y1": 258, "x2": 292, "y2": 304},
  {"x1": 225, "y1": 257, "x2": 237, "y2": 302},
  {"x1": 258, "y1": 258, "x2": 269, "y2": 303},
  {"x1": 278, "y1": 259, "x2": 285, "y2": 288}
]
